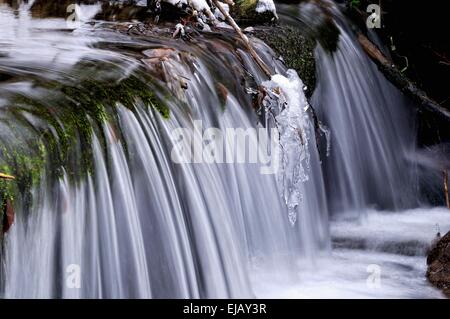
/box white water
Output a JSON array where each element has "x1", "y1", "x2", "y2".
[
  {"x1": 311, "y1": 13, "x2": 418, "y2": 214},
  {"x1": 0, "y1": 1, "x2": 447, "y2": 299},
  {"x1": 254, "y1": 208, "x2": 450, "y2": 299}
]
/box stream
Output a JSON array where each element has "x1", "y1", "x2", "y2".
[{"x1": 0, "y1": 0, "x2": 447, "y2": 299}]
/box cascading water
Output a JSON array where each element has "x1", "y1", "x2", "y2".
[
  {"x1": 276, "y1": 0, "x2": 419, "y2": 216},
  {"x1": 0, "y1": 0, "x2": 448, "y2": 299},
  {"x1": 0, "y1": 1, "x2": 329, "y2": 298},
  {"x1": 310, "y1": 6, "x2": 418, "y2": 215}
]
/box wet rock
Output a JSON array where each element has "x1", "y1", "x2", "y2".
[
  {"x1": 0, "y1": 0, "x2": 22, "y2": 10},
  {"x1": 427, "y1": 231, "x2": 450, "y2": 297},
  {"x1": 141, "y1": 47, "x2": 195, "y2": 97},
  {"x1": 1, "y1": 199, "x2": 14, "y2": 234},
  {"x1": 253, "y1": 25, "x2": 316, "y2": 97},
  {"x1": 95, "y1": 1, "x2": 150, "y2": 22},
  {"x1": 274, "y1": 1, "x2": 341, "y2": 54},
  {"x1": 28, "y1": 0, "x2": 153, "y2": 21},
  {"x1": 230, "y1": 0, "x2": 277, "y2": 26},
  {"x1": 142, "y1": 47, "x2": 179, "y2": 74},
  {"x1": 216, "y1": 82, "x2": 229, "y2": 107}
]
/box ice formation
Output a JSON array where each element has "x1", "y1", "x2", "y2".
[
  {"x1": 160, "y1": 0, "x2": 276, "y2": 23},
  {"x1": 162, "y1": 0, "x2": 216, "y2": 20},
  {"x1": 262, "y1": 70, "x2": 313, "y2": 225}
]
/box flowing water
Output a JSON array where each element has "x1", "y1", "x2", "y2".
[
  {"x1": 310, "y1": 6, "x2": 418, "y2": 215},
  {"x1": 0, "y1": 1, "x2": 448, "y2": 298}
]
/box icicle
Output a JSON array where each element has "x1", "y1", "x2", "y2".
[{"x1": 262, "y1": 70, "x2": 313, "y2": 225}]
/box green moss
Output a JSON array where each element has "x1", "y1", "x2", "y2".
[
  {"x1": 349, "y1": 0, "x2": 361, "y2": 8},
  {"x1": 231, "y1": 0, "x2": 277, "y2": 26},
  {"x1": 254, "y1": 25, "x2": 317, "y2": 96},
  {"x1": 0, "y1": 140, "x2": 46, "y2": 210},
  {"x1": 0, "y1": 69, "x2": 170, "y2": 205},
  {"x1": 235, "y1": 0, "x2": 258, "y2": 13}
]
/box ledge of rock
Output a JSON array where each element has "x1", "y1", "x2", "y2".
[{"x1": 427, "y1": 231, "x2": 450, "y2": 297}]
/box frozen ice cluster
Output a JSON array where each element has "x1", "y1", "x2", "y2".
[{"x1": 262, "y1": 70, "x2": 313, "y2": 225}]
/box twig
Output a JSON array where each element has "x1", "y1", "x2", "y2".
[
  {"x1": 357, "y1": 33, "x2": 450, "y2": 121},
  {"x1": 0, "y1": 173, "x2": 15, "y2": 180},
  {"x1": 211, "y1": 0, "x2": 272, "y2": 77},
  {"x1": 431, "y1": 49, "x2": 450, "y2": 68}
]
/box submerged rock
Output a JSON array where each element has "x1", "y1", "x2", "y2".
[{"x1": 427, "y1": 231, "x2": 450, "y2": 297}]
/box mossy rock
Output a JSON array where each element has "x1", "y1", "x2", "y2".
[
  {"x1": 253, "y1": 25, "x2": 316, "y2": 96},
  {"x1": 230, "y1": 0, "x2": 277, "y2": 26},
  {"x1": 0, "y1": 61, "x2": 170, "y2": 207}
]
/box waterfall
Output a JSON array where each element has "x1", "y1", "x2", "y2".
[
  {"x1": 0, "y1": 3, "x2": 329, "y2": 298},
  {"x1": 0, "y1": 1, "x2": 448, "y2": 299},
  {"x1": 276, "y1": 0, "x2": 419, "y2": 216},
  {"x1": 312, "y1": 25, "x2": 418, "y2": 215}
]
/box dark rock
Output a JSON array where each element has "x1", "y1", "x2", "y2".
[
  {"x1": 276, "y1": 1, "x2": 341, "y2": 54},
  {"x1": 427, "y1": 231, "x2": 450, "y2": 297},
  {"x1": 95, "y1": 1, "x2": 152, "y2": 22},
  {"x1": 29, "y1": 0, "x2": 99, "y2": 18},
  {"x1": 1, "y1": 199, "x2": 14, "y2": 234},
  {"x1": 253, "y1": 25, "x2": 316, "y2": 97}
]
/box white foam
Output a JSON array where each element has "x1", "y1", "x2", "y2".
[{"x1": 251, "y1": 208, "x2": 450, "y2": 298}]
